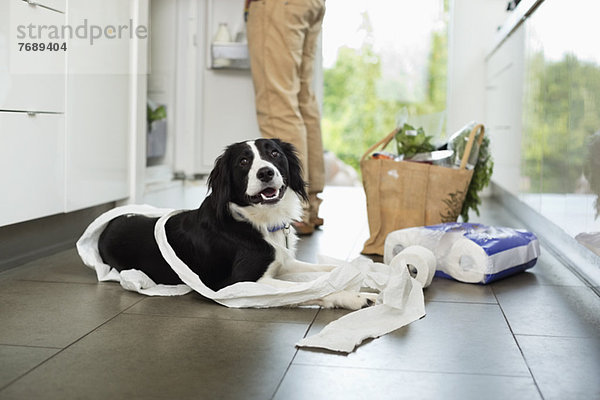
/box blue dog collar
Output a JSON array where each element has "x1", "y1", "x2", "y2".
[
  {"x1": 232, "y1": 210, "x2": 290, "y2": 247},
  {"x1": 268, "y1": 223, "x2": 291, "y2": 249},
  {"x1": 268, "y1": 223, "x2": 289, "y2": 233}
]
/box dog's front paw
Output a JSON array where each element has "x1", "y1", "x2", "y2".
[{"x1": 321, "y1": 291, "x2": 377, "y2": 310}]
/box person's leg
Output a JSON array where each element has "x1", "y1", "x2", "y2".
[
  {"x1": 247, "y1": 0, "x2": 307, "y2": 178},
  {"x1": 298, "y1": 0, "x2": 326, "y2": 224},
  {"x1": 247, "y1": 0, "x2": 323, "y2": 225}
]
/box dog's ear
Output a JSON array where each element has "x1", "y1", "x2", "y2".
[
  {"x1": 274, "y1": 139, "x2": 308, "y2": 202},
  {"x1": 207, "y1": 149, "x2": 231, "y2": 220}
]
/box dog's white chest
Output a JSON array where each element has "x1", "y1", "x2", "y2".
[{"x1": 261, "y1": 227, "x2": 298, "y2": 278}]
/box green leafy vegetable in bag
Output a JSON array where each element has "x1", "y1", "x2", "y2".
[
  {"x1": 395, "y1": 123, "x2": 436, "y2": 158},
  {"x1": 461, "y1": 134, "x2": 494, "y2": 222}
]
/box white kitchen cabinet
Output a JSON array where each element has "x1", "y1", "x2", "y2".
[
  {"x1": 0, "y1": 0, "x2": 66, "y2": 112},
  {"x1": 64, "y1": 0, "x2": 133, "y2": 211},
  {"x1": 0, "y1": 0, "x2": 138, "y2": 227},
  {"x1": 484, "y1": 25, "x2": 525, "y2": 194},
  {"x1": 64, "y1": 74, "x2": 130, "y2": 211},
  {"x1": 0, "y1": 112, "x2": 65, "y2": 226}
]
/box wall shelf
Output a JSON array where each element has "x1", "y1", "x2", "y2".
[{"x1": 211, "y1": 42, "x2": 250, "y2": 69}]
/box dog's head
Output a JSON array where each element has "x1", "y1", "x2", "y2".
[{"x1": 207, "y1": 138, "x2": 308, "y2": 220}]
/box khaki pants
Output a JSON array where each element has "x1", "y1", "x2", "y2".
[{"x1": 247, "y1": 0, "x2": 326, "y2": 223}]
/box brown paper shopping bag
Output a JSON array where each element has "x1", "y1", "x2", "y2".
[{"x1": 360, "y1": 124, "x2": 485, "y2": 255}]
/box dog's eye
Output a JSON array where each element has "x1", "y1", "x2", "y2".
[
  {"x1": 239, "y1": 158, "x2": 249, "y2": 166},
  {"x1": 271, "y1": 150, "x2": 280, "y2": 158}
]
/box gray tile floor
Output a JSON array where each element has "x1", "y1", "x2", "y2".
[{"x1": 1, "y1": 187, "x2": 599, "y2": 400}]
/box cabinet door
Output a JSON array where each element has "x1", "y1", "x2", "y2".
[
  {"x1": 64, "y1": 0, "x2": 133, "y2": 211},
  {"x1": 0, "y1": 112, "x2": 65, "y2": 227},
  {"x1": 65, "y1": 75, "x2": 130, "y2": 211},
  {"x1": 0, "y1": 0, "x2": 66, "y2": 112},
  {"x1": 484, "y1": 26, "x2": 525, "y2": 194}
]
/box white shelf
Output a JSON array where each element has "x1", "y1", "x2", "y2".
[
  {"x1": 211, "y1": 42, "x2": 250, "y2": 69},
  {"x1": 212, "y1": 42, "x2": 248, "y2": 59}
]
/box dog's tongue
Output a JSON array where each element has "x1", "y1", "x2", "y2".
[{"x1": 261, "y1": 188, "x2": 277, "y2": 198}]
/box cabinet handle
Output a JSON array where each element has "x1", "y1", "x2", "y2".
[
  {"x1": 26, "y1": 0, "x2": 39, "y2": 6},
  {"x1": 27, "y1": 111, "x2": 37, "y2": 117}
]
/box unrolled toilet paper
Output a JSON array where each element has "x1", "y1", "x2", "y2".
[
  {"x1": 297, "y1": 246, "x2": 436, "y2": 352},
  {"x1": 77, "y1": 205, "x2": 437, "y2": 353}
]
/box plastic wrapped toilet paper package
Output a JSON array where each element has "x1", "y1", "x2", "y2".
[
  {"x1": 384, "y1": 222, "x2": 540, "y2": 284},
  {"x1": 77, "y1": 205, "x2": 438, "y2": 353}
]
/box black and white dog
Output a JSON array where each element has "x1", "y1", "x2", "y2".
[{"x1": 98, "y1": 138, "x2": 373, "y2": 309}]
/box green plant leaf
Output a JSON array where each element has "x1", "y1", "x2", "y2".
[
  {"x1": 460, "y1": 135, "x2": 494, "y2": 221},
  {"x1": 395, "y1": 123, "x2": 436, "y2": 158}
]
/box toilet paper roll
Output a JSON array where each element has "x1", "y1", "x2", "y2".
[
  {"x1": 384, "y1": 228, "x2": 444, "y2": 264},
  {"x1": 442, "y1": 238, "x2": 488, "y2": 283},
  {"x1": 390, "y1": 245, "x2": 437, "y2": 288}
]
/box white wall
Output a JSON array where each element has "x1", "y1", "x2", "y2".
[{"x1": 446, "y1": 0, "x2": 507, "y2": 135}]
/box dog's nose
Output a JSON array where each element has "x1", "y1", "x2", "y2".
[{"x1": 257, "y1": 167, "x2": 275, "y2": 182}]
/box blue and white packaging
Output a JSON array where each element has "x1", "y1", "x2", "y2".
[{"x1": 384, "y1": 222, "x2": 540, "y2": 284}]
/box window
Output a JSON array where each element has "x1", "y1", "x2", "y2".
[
  {"x1": 521, "y1": 0, "x2": 600, "y2": 238},
  {"x1": 322, "y1": 0, "x2": 448, "y2": 171}
]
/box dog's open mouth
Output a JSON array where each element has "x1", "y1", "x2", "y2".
[{"x1": 249, "y1": 186, "x2": 285, "y2": 205}]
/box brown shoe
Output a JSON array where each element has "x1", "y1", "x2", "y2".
[
  {"x1": 311, "y1": 217, "x2": 324, "y2": 228},
  {"x1": 292, "y1": 221, "x2": 315, "y2": 235}
]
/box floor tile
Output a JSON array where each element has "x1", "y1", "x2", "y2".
[
  {"x1": 0, "y1": 280, "x2": 142, "y2": 348},
  {"x1": 530, "y1": 250, "x2": 589, "y2": 286},
  {"x1": 274, "y1": 365, "x2": 541, "y2": 400},
  {"x1": 125, "y1": 292, "x2": 319, "y2": 324},
  {"x1": 517, "y1": 335, "x2": 600, "y2": 400},
  {"x1": 493, "y1": 283, "x2": 600, "y2": 337},
  {"x1": 488, "y1": 249, "x2": 586, "y2": 288},
  {"x1": 2, "y1": 249, "x2": 99, "y2": 285},
  {"x1": 347, "y1": 225, "x2": 372, "y2": 260},
  {"x1": 425, "y1": 277, "x2": 497, "y2": 304},
  {"x1": 0, "y1": 313, "x2": 305, "y2": 400},
  {"x1": 295, "y1": 227, "x2": 369, "y2": 265},
  {"x1": 474, "y1": 197, "x2": 528, "y2": 229},
  {"x1": 0, "y1": 345, "x2": 59, "y2": 389},
  {"x1": 295, "y1": 302, "x2": 530, "y2": 376},
  {"x1": 297, "y1": 186, "x2": 369, "y2": 262},
  {"x1": 296, "y1": 226, "x2": 363, "y2": 263},
  {"x1": 295, "y1": 230, "x2": 327, "y2": 264}
]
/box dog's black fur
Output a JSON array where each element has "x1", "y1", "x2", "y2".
[{"x1": 98, "y1": 139, "x2": 307, "y2": 290}]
